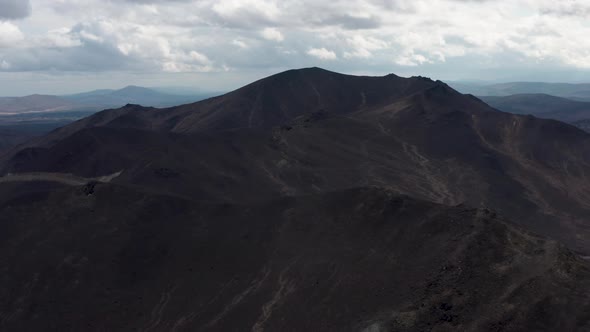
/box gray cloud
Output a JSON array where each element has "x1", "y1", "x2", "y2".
[
  {"x1": 444, "y1": 35, "x2": 477, "y2": 47},
  {"x1": 0, "y1": 39, "x2": 136, "y2": 72},
  {"x1": 119, "y1": 0, "x2": 193, "y2": 3},
  {"x1": 0, "y1": 0, "x2": 31, "y2": 19},
  {"x1": 540, "y1": 4, "x2": 590, "y2": 17},
  {"x1": 315, "y1": 14, "x2": 382, "y2": 30}
]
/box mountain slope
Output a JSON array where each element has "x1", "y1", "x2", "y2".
[
  {"x1": 0, "y1": 186, "x2": 588, "y2": 331},
  {"x1": 573, "y1": 119, "x2": 590, "y2": 132}
]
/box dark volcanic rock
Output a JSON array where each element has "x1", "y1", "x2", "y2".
[
  {"x1": 0, "y1": 186, "x2": 589, "y2": 331},
  {"x1": 82, "y1": 181, "x2": 98, "y2": 195},
  {"x1": 154, "y1": 167, "x2": 180, "y2": 178}
]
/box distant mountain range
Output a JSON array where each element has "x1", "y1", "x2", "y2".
[
  {"x1": 448, "y1": 82, "x2": 590, "y2": 131},
  {"x1": 63, "y1": 85, "x2": 215, "y2": 109},
  {"x1": 0, "y1": 85, "x2": 217, "y2": 115},
  {"x1": 450, "y1": 81, "x2": 590, "y2": 101},
  {"x1": 0, "y1": 86, "x2": 218, "y2": 152},
  {"x1": 481, "y1": 94, "x2": 590, "y2": 123}
]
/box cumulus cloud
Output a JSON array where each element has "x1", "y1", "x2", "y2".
[
  {"x1": 260, "y1": 27, "x2": 284, "y2": 42},
  {"x1": 3, "y1": 0, "x2": 590, "y2": 91},
  {"x1": 0, "y1": 21, "x2": 24, "y2": 47},
  {"x1": 232, "y1": 39, "x2": 248, "y2": 49},
  {"x1": 395, "y1": 52, "x2": 433, "y2": 66},
  {"x1": 343, "y1": 35, "x2": 388, "y2": 58},
  {"x1": 121, "y1": 0, "x2": 192, "y2": 3},
  {"x1": 307, "y1": 48, "x2": 337, "y2": 60},
  {"x1": 319, "y1": 14, "x2": 381, "y2": 30},
  {"x1": 210, "y1": 0, "x2": 280, "y2": 28},
  {"x1": 0, "y1": 0, "x2": 31, "y2": 19}
]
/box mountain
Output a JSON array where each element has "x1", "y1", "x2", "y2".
[
  {"x1": 64, "y1": 85, "x2": 216, "y2": 108},
  {"x1": 450, "y1": 81, "x2": 590, "y2": 100},
  {"x1": 2, "y1": 67, "x2": 590, "y2": 330},
  {"x1": 481, "y1": 93, "x2": 590, "y2": 125},
  {"x1": 6, "y1": 68, "x2": 590, "y2": 253}
]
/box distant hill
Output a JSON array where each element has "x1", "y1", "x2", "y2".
[
  {"x1": 0, "y1": 86, "x2": 217, "y2": 152},
  {"x1": 450, "y1": 81, "x2": 590, "y2": 100},
  {"x1": 64, "y1": 85, "x2": 216, "y2": 108},
  {"x1": 0, "y1": 86, "x2": 216, "y2": 115},
  {"x1": 480, "y1": 94, "x2": 590, "y2": 132},
  {"x1": 481, "y1": 94, "x2": 590, "y2": 123}
]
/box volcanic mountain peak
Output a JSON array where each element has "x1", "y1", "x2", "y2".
[
  {"x1": 162, "y1": 68, "x2": 463, "y2": 131},
  {"x1": 0, "y1": 68, "x2": 506, "y2": 162},
  {"x1": 39, "y1": 68, "x2": 464, "y2": 136}
]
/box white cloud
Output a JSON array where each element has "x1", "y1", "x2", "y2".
[
  {"x1": 232, "y1": 39, "x2": 248, "y2": 49},
  {"x1": 0, "y1": 22, "x2": 24, "y2": 47},
  {"x1": 343, "y1": 35, "x2": 388, "y2": 58},
  {"x1": 260, "y1": 27, "x2": 284, "y2": 42},
  {"x1": 0, "y1": 60, "x2": 11, "y2": 69},
  {"x1": 189, "y1": 51, "x2": 210, "y2": 64},
  {"x1": 307, "y1": 47, "x2": 337, "y2": 60},
  {"x1": 395, "y1": 52, "x2": 433, "y2": 66},
  {"x1": 41, "y1": 28, "x2": 82, "y2": 48},
  {"x1": 211, "y1": 0, "x2": 280, "y2": 28},
  {"x1": 3, "y1": 0, "x2": 590, "y2": 94}
]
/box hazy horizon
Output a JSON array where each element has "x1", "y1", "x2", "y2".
[{"x1": 5, "y1": 71, "x2": 590, "y2": 98}]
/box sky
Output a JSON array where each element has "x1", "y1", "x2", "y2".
[{"x1": 2, "y1": 0, "x2": 590, "y2": 96}]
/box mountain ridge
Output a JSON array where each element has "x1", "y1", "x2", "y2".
[{"x1": 481, "y1": 93, "x2": 590, "y2": 130}]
